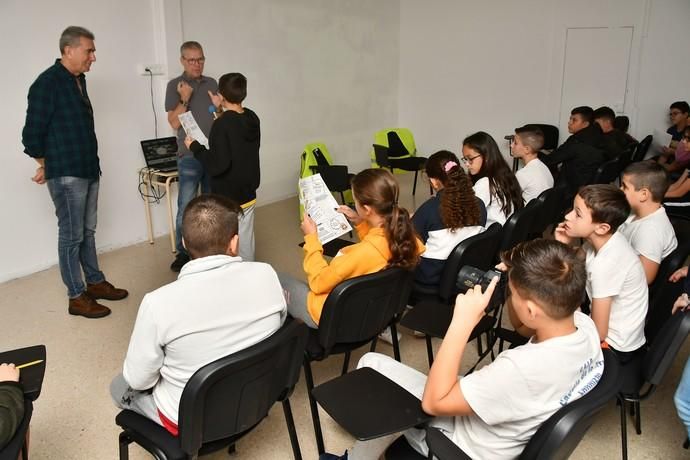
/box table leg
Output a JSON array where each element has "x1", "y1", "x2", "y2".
[
  {"x1": 165, "y1": 176, "x2": 177, "y2": 253},
  {"x1": 142, "y1": 172, "x2": 154, "y2": 244}
]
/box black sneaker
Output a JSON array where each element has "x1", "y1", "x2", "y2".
[{"x1": 170, "y1": 253, "x2": 190, "y2": 272}]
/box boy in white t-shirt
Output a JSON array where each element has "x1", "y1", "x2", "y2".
[
  {"x1": 619, "y1": 161, "x2": 678, "y2": 284},
  {"x1": 555, "y1": 184, "x2": 648, "y2": 360},
  {"x1": 320, "y1": 239, "x2": 604, "y2": 460},
  {"x1": 511, "y1": 125, "x2": 555, "y2": 202}
]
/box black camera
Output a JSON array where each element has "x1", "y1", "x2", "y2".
[{"x1": 456, "y1": 266, "x2": 506, "y2": 312}]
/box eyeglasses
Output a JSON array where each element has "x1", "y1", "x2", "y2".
[
  {"x1": 183, "y1": 57, "x2": 206, "y2": 65},
  {"x1": 670, "y1": 111, "x2": 683, "y2": 117},
  {"x1": 462, "y1": 154, "x2": 482, "y2": 164}
]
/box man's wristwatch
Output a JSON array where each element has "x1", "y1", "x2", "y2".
[{"x1": 179, "y1": 99, "x2": 189, "y2": 108}]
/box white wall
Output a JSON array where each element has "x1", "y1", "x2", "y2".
[
  {"x1": 177, "y1": 0, "x2": 400, "y2": 202},
  {"x1": 1, "y1": 0, "x2": 173, "y2": 282},
  {"x1": 398, "y1": 0, "x2": 689, "y2": 158}
]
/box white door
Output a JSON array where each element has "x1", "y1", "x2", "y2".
[{"x1": 559, "y1": 26, "x2": 634, "y2": 141}]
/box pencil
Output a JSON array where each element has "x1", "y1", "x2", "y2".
[{"x1": 16, "y1": 359, "x2": 44, "y2": 369}]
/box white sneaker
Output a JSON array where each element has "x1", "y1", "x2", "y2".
[{"x1": 378, "y1": 327, "x2": 402, "y2": 345}]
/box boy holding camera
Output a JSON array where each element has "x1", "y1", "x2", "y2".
[
  {"x1": 555, "y1": 184, "x2": 648, "y2": 360},
  {"x1": 619, "y1": 162, "x2": 677, "y2": 284},
  {"x1": 322, "y1": 239, "x2": 603, "y2": 460}
]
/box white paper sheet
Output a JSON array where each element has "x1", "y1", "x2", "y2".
[
  {"x1": 178, "y1": 112, "x2": 209, "y2": 149},
  {"x1": 298, "y1": 174, "x2": 352, "y2": 245}
]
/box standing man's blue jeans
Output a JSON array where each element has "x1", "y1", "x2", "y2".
[
  {"x1": 47, "y1": 176, "x2": 105, "y2": 298},
  {"x1": 175, "y1": 156, "x2": 210, "y2": 254},
  {"x1": 675, "y1": 357, "x2": 690, "y2": 439}
]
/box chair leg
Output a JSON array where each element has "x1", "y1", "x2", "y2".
[
  {"x1": 619, "y1": 398, "x2": 628, "y2": 460},
  {"x1": 370, "y1": 337, "x2": 378, "y2": 353},
  {"x1": 391, "y1": 323, "x2": 401, "y2": 362},
  {"x1": 412, "y1": 170, "x2": 418, "y2": 195},
  {"x1": 282, "y1": 399, "x2": 303, "y2": 460},
  {"x1": 634, "y1": 401, "x2": 641, "y2": 435},
  {"x1": 476, "y1": 336, "x2": 484, "y2": 356},
  {"x1": 341, "y1": 351, "x2": 351, "y2": 376},
  {"x1": 425, "y1": 336, "x2": 434, "y2": 367},
  {"x1": 118, "y1": 432, "x2": 131, "y2": 460},
  {"x1": 303, "y1": 359, "x2": 326, "y2": 455}
]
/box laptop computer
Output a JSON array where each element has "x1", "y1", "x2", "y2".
[{"x1": 141, "y1": 137, "x2": 179, "y2": 172}]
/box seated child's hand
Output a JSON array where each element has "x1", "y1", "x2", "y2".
[
  {"x1": 0, "y1": 363, "x2": 19, "y2": 382},
  {"x1": 452, "y1": 276, "x2": 499, "y2": 325},
  {"x1": 301, "y1": 215, "x2": 318, "y2": 236},
  {"x1": 673, "y1": 293, "x2": 690, "y2": 314},
  {"x1": 670, "y1": 266, "x2": 689, "y2": 283},
  {"x1": 554, "y1": 222, "x2": 572, "y2": 245},
  {"x1": 336, "y1": 205, "x2": 362, "y2": 225},
  {"x1": 495, "y1": 262, "x2": 508, "y2": 272}
]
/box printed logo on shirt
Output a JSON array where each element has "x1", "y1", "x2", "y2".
[{"x1": 559, "y1": 357, "x2": 604, "y2": 406}]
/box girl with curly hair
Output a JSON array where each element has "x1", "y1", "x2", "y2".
[
  {"x1": 412, "y1": 151, "x2": 487, "y2": 286},
  {"x1": 462, "y1": 131, "x2": 524, "y2": 226}
]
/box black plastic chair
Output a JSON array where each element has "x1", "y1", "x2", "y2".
[
  {"x1": 386, "y1": 349, "x2": 620, "y2": 460},
  {"x1": 115, "y1": 319, "x2": 309, "y2": 460},
  {"x1": 631, "y1": 134, "x2": 653, "y2": 162},
  {"x1": 590, "y1": 157, "x2": 623, "y2": 185},
  {"x1": 0, "y1": 399, "x2": 33, "y2": 460},
  {"x1": 498, "y1": 199, "x2": 541, "y2": 255},
  {"x1": 618, "y1": 309, "x2": 690, "y2": 460},
  {"x1": 303, "y1": 268, "x2": 414, "y2": 454},
  {"x1": 312, "y1": 164, "x2": 355, "y2": 206},
  {"x1": 400, "y1": 223, "x2": 504, "y2": 366},
  {"x1": 644, "y1": 238, "x2": 690, "y2": 344},
  {"x1": 373, "y1": 143, "x2": 430, "y2": 196},
  {"x1": 528, "y1": 185, "x2": 570, "y2": 238}
]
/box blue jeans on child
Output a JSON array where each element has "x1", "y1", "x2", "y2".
[
  {"x1": 47, "y1": 176, "x2": 105, "y2": 298},
  {"x1": 175, "y1": 156, "x2": 210, "y2": 254},
  {"x1": 675, "y1": 357, "x2": 690, "y2": 439}
]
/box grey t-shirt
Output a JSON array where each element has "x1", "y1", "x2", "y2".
[{"x1": 165, "y1": 73, "x2": 218, "y2": 157}]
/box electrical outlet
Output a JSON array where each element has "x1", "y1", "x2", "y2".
[{"x1": 137, "y1": 63, "x2": 165, "y2": 76}]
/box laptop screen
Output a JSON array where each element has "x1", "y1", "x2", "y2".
[{"x1": 140, "y1": 137, "x2": 178, "y2": 169}]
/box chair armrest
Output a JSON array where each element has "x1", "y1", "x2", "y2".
[{"x1": 425, "y1": 426, "x2": 472, "y2": 460}]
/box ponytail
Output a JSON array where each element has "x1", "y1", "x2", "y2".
[{"x1": 384, "y1": 203, "x2": 420, "y2": 270}]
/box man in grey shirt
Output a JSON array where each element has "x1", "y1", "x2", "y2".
[{"x1": 165, "y1": 41, "x2": 219, "y2": 272}]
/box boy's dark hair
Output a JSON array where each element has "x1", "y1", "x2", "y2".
[
  {"x1": 622, "y1": 161, "x2": 670, "y2": 202},
  {"x1": 514, "y1": 125, "x2": 544, "y2": 152},
  {"x1": 219, "y1": 73, "x2": 247, "y2": 104},
  {"x1": 614, "y1": 115, "x2": 630, "y2": 133},
  {"x1": 670, "y1": 101, "x2": 690, "y2": 114},
  {"x1": 501, "y1": 239, "x2": 586, "y2": 319},
  {"x1": 577, "y1": 184, "x2": 630, "y2": 233},
  {"x1": 593, "y1": 106, "x2": 616, "y2": 123},
  {"x1": 182, "y1": 194, "x2": 241, "y2": 259},
  {"x1": 571, "y1": 106, "x2": 594, "y2": 124}
]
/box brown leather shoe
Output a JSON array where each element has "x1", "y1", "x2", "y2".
[
  {"x1": 86, "y1": 280, "x2": 129, "y2": 301},
  {"x1": 68, "y1": 293, "x2": 111, "y2": 318}
]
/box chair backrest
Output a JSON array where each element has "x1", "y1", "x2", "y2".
[
  {"x1": 317, "y1": 268, "x2": 413, "y2": 353},
  {"x1": 300, "y1": 142, "x2": 334, "y2": 178},
  {"x1": 519, "y1": 349, "x2": 620, "y2": 460},
  {"x1": 373, "y1": 128, "x2": 417, "y2": 156},
  {"x1": 645, "y1": 238, "x2": 690, "y2": 342},
  {"x1": 315, "y1": 165, "x2": 351, "y2": 192},
  {"x1": 631, "y1": 134, "x2": 653, "y2": 162},
  {"x1": 529, "y1": 185, "x2": 569, "y2": 237},
  {"x1": 438, "y1": 223, "x2": 503, "y2": 302},
  {"x1": 591, "y1": 157, "x2": 622, "y2": 185},
  {"x1": 500, "y1": 199, "x2": 541, "y2": 253},
  {"x1": 177, "y1": 319, "x2": 309, "y2": 455},
  {"x1": 373, "y1": 144, "x2": 391, "y2": 169},
  {"x1": 643, "y1": 310, "x2": 690, "y2": 386},
  {"x1": 387, "y1": 131, "x2": 411, "y2": 158},
  {"x1": 531, "y1": 124, "x2": 560, "y2": 151}
]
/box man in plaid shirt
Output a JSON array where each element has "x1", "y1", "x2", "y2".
[{"x1": 22, "y1": 26, "x2": 127, "y2": 319}]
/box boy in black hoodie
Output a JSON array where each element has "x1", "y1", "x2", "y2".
[
  {"x1": 186, "y1": 73, "x2": 260, "y2": 261},
  {"x1": 541, "y1": 106, "x2": 606, "y2": 197}
]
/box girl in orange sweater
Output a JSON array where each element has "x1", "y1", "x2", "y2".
[{"x1": 280, "y1": 168, "x2": 423, "y2": 328}]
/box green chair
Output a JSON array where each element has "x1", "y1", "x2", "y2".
[
  {"x1": 299, "y1": 142, "x2": 354, "y2": 219},
  {"x1": 370, "y1": 128, "x2": 428, "y2": 195}
]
